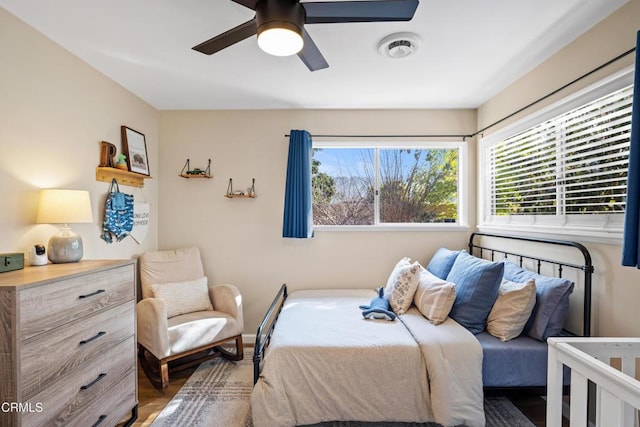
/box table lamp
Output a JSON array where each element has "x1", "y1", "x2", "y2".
[{"x1": 36, "y1": 189, "x2": 93, "y2": 263}]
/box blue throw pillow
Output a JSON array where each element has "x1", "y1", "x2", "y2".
[
  {"x1": 446, "y1": 252, "x2": 504, "y2": 334},
  {"x1": 426, "y1": 248, "x2": 461, "y2": 279},
  {"x1": 503, "y1": 259, "x2": 574, "y2": 341}
]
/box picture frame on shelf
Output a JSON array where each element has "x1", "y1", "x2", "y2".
[{"x1": 121, "y1": 126, "x2": 150, "y2": 176}]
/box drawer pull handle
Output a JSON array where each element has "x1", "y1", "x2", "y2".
[
  {"x1": 91, "y1": 415, "x2": 107, "y2": 427},
  {"x1": 81, "y1": 373, "x2": 106, "y2": 391},
  {"x1": 78, "y1": 289, "x2": 106, "y2": 299},
  {"x1": 79, "y1": 331, "x2": 106, "y2": 345}
]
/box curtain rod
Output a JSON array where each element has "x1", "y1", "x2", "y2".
[
  {"x1": 283, "y1": 133, "x2": 472, "y2": 139},
  {"x1": 470, "y1": 46, "x2": 636, "y2": 138},
  {"x1": 283, "y1": 46, "x2": 636, "y2": 141}
]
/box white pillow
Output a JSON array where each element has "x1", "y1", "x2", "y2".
[
  {"x1": 385, "y1": 258, "x2": 423, "y2": 315},
  {"x1": 487, "y1": 278, "x2": 536, "y2": 341},
  {"x1": 150, "y1": 276, "x2": 214, "y2": 318},
  {"x1": 384, "y1": 257, "x2": 411, "y2": 295},
  {"x1": 414, "y1": 270, "x2": 456, "y2": 325}
]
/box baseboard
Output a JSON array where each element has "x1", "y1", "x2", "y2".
[{"x1": 243, "y1": 333, "x2": 257, "y2": 347}]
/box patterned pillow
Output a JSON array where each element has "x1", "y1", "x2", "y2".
[
  {"x1": 414, "y1": 269, "x2": 456, "y2": 325},
  {"x1": 150, "y1": 276, "x2": 214, "y2": 318},
  {"x1": 487, "y1": 279, "x2": 536, "y2": 341},
  {"x1": 384, "y1": 257, "x2": 411, "y2": 295},
  {"x1": 385, "y1": 258, "x2": 423, "y2": 315}
]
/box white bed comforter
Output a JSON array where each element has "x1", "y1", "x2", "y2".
[{"x1": 250, "y1": 289, "x2": 484, "y2": 427}]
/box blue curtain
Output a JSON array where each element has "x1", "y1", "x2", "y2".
[
  {"x1": 622, "y1": 31, "x2": 640, "y2": 268},
  {"x1": 283, "y1": 130, "x2": 314, "y2": 238}
]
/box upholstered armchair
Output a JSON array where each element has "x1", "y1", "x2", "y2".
[{"x1": 137, "y1": 247, "x2": 244, "y2": 389}]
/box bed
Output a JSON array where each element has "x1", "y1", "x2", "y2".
[
  {"x1": 469, "y1": 232, "x2": 593, "y2": 392},
  {"x1": 251, "y1": 232, "x2": 594, "y2": 426},
  {"x1": 251, "y1": 289, "x2": 484, "y2": 427}
]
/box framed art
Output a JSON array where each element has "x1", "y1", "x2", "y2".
[{"x1": 121, "y1": 126, "x2": 150, "y2": 176}]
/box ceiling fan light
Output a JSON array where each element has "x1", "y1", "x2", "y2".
[{"x1": 257, "y1": 23, "x2": 303, "y2": 57}]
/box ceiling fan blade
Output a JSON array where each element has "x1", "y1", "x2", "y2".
[
  {"x1": 297, "y1": 30, "x2": 329, "y2": 71},
  {"x1": 231, "y1": 0, "x2": 260, "y2": 10},
  {"x1": 192, "y1": 19, "x2": 257, "y2": 55},
  {"x1": 303, "y1": 0, "x2": 419, "y2": 24}
]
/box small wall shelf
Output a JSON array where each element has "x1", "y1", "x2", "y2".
[
  {"x1": 181, "y1": 174, "x2": 212, "y2": 179},
  {"x1": 96, "y1": 167, "x2": 149, "y2": 188},
  {"x1": 225, "y1": 178, "x2": 256, "y2": 198},
  {"x1": 224, "y1": 194, "x2": 257, "y2": 199},
  {"x1": 180, "y1": 158, "x2": 212, "y2": 179}
]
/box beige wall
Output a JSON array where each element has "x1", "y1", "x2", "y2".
[
  {"x1": 3, "y1": 0, "x2": 639, "y2": 339},
  {"x1": 477, "y1": 0, "x2": 640, "y2": 337},
  {"x1": 159, "y1": 109, "x2": 476, "y2": 332},
  {"x1": 0, "y1": 9, "x2": 159, "y2": 263}
]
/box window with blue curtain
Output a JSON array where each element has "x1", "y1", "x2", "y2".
[
  {"x1": 283, "y1": 130, "x2": 314, "y2": 238},
  {"x1": 622, "y1": 30, "x2": 640, "y2": 268}
]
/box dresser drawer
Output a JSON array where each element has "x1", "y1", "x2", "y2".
[
  {"x1": 20, "y1": 300, "x2": 134, "y2": 400},
  {"x1": 61, "y1": 371, "x2": 136, "y2": 427},
  {"x1": 21, "y1": 336, "x2": 136, "y2": 427},
  {"x1": 19, "y1": 264, "x2": 135, "y2": 340}
]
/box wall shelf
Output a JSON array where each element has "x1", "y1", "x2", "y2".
[
  {"x1": 180, "y1": 173, "x2": 212, "y2": 179},
  {"x1": 96, "y1": 167, "x2": 149, "y2": 188},
  {"x1": 180, "y1": 158, "x2": 212, "y2": 179},
  {"x1": 224, "y1": 194, "x2": 257, "y2": 199},
  {"x1": 225, "y1": 178, "x2": 256, "y2": 199}
]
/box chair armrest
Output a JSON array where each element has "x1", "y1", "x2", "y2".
[
  {"x1": 209, "y1": 284, "x2": 244, "y2": 332},
  {"x1": 136, "y1": 298, "x2": 171, "y2": 359}
]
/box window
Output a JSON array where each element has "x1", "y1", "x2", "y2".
[
  {"x1": 480, "y1": 68, "x2": 634, "y2": 239},
  {"x1": 312, "y1": 141, "x2": 466, "y2": 228}
]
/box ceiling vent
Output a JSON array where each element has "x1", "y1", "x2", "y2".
[{"x1": 377, "y1": 32, "x2": 421, "y2": 59}]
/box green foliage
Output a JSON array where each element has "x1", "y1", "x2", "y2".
[
  {"x1": 311, "y1": 149, "x2": 336, "y2": 203},
  {"x1": 379, "y1": 149, "x2": 458, "y2": 223},
  {"x1": 312, "y1": 147, "x2": 458, "y2": 225}
]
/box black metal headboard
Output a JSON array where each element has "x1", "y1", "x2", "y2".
[{"x1": 469, "y1": 232, "x2": 594, "y2": 337}]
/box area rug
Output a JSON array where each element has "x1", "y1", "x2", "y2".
[{"x1": 151, "y1": 348, "x2": 535, "y2": 427}]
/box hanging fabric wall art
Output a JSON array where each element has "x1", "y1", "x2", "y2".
[{"x1": 101, "y1": 179, "x2": 134, "y2": 243}]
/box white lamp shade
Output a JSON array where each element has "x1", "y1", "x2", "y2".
[
  {"x1": 36, "y1": 189, "x2": 93, "y2": 264},
  {"x1": 257, "y1": 26, "x2": 303, "y2": 57},
  {"x1": 36, "y1": 189, "x2": 93, "y2": 224}
]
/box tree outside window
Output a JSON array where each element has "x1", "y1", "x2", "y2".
[{"x1": 312, "y1": 146, "x2": 459, "y2": 226}]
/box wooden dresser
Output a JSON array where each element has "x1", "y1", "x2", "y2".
[{"x1": 0, "y1": 260, "x2": 138, "y2": 427}]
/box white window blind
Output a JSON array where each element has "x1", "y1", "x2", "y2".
[{"x1": 482, "y1": 75, "x2": 633, "y2": 239}]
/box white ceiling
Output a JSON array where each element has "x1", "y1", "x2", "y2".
[{"x1": 0, "y1": 0, "x2": 628, "y2": 110}]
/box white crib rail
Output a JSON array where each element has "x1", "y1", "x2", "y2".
[{"x1": 547, "y1": 337, "x2": 640, "y2": 427}]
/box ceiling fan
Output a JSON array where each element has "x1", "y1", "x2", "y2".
[{"x1": 192, "y1": 0, "x2": 420, "y2": 72}]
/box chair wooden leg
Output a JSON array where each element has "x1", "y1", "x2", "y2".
[
  {"x1": 217, "y1": 335, "x2": 244, "y2": 361},
  {"x1": 138, "y1": 344, "x2": 167, "y2": 390},
  {"x1": 159, "y1": 361, "x2": 169, "y2": 389},
  {"x1": 139, "y1": 336, "x2": 243, "y2": 390}
]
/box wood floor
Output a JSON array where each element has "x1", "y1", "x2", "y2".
[
  {"x1": 117, "y1": 360, "x2": 195, "y2": 427},
  {"x1": 120, "y1": 351, "x2": 562, "y2": 427}
]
